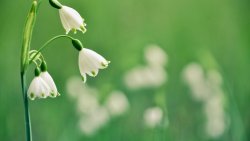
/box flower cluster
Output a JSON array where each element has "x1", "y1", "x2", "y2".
[
  {"x1": 28, "y1": 62, "x2": 59, "y2": 100},
  {"x1": 27, "y1": 0, "x2": 110, "y2": 100}
]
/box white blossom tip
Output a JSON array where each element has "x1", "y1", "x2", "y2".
[{"x1": 81, "y1": 74, "x2": 87, "y2": 83}]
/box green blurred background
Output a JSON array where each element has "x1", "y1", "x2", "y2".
[{"x1": 0, "y1": 0, "x2": 249, "y2": 141}]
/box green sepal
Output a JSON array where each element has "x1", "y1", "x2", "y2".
[
  {"x1": 72, "y1": 39, "x2": 83, "y2": 51},
  {"x1": 35, "y1": 67, "x2": 41, "y2": 76},
  {"x1": 49, "y1": 0, "x2": 62, "y2": 9},
  {"x1": 41, "y1": 61, "x2": 47, "y2": 72}
]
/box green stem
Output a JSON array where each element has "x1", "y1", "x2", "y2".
[
  {"x1": 20, "y1": 1, "x2": 38, "y2": 141},
  {"x1": 29, "y1": 35, "x2": 74, "y2": 63},
  {"x1": 21, "y1": 72, "x2": 32, "y2": 141}
]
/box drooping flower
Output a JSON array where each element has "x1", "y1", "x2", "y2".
[
  {"x1": 27, "y1": 68, "x2": 51, "y2": 100},
  {"x1": 78, "y1": 48, "x2": 110, "y2": 83},
  {"x1": 40, "y1": 61, "x2": 59, "y2": 97},
  {"x1": 59, "y1": 5, "x2": 87, "y2": 34}
]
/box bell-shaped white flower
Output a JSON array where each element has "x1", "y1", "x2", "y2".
[
  {"x1": 59, "y1": 5, "x2": 87, "y2": 34},
  {"x1": 40, "y1": 71, "x2": 59, "y2": 97},
  {"x1": 39, "y1": 61, "x2": 60, "y2": 98},
  {"x1": 78, "y1": 48, "x2": 110, "y2": 83},
  {"x1": 27, "y1": 76, "x2": 51, "y2": 100}
]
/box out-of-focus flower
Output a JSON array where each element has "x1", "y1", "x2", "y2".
[
  {"x1": 79, "y1": 107, "x2": 109, "y2": 136},
  {"x1": 204, "y1": 95, "x2": 226, "y2": 138},
  {"x1": 78, "y1": 48, "x2": 110, "y2": 83},
  {"x1": 144, "y1": 107, "x2": 163, "y2": 128},
  {"x1": 124, "y1": 66, "x2": 167, "y2": 89},
  {"x1": 182, "y1": 63, "x2": 211, "y2": 101},
  {"x1": 182, "y1": 62, "x2": 228, "y2": 138},
  {"x1": 106, "y1": 91, "x2": 129, "y2": 116},
  {"x1": 77, "y1": 93, "x2": 99, "y2": 115},
  {"x1": 144, "y1": 44, "x2": 168, "y2": 67},
  {"x1": 27, "y1": 68, "x2": 51, "y2": 100},
  {"x1": 66, "y1": 76, "x2": 84, "y2": 98},
  {"x1": 59, "y1": 5, "x2": 87, "y2": 34},
  {"x1": 124, "y1": 44, "x2": 168, "y2": 89}
]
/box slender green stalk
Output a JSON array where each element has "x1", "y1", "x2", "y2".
[
  {"x1": 20, "y1": 1, "x2": 38, "y2": 141},
  {"x1": 29, "y1": 35, "x2": 74, "y2": 62},
  {"x1": 21, "y1": 72, "x2": 32, "y2": 141}
]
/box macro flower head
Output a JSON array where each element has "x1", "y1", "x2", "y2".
[
  {"x1": 78, "y1": 48, "x2": 110, "y2": 83},
  {"x1": 40, "y1": 62, "x2": 59, "y2": 97},
  {"x1": 27, "y1": 68, "x2": 51, "y2": 100},
  {"x1": 59, "y1": 5, "x2": 87, "y2": 34}
]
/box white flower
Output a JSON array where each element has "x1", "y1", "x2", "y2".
[
  {"x1": 27, "y1": 76, "x2": 51, "y2": 100},
  {"x1": 78, "y1": 48, "x2": 110, "y2": 83},
  {"x1": 144, "y1": 107, "x2": 163, "y2": 128},
  {"x1": 40, "y1": 71, "x2": 59, "y2": 97},
  {"x1": 105, "y1": 91, "x2": 129, "y2": 116},
  {"x1": 59, "y1": 5, "x2": 87, "y2": 34}
]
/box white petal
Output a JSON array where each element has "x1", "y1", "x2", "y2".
[
  {"x1": 79, "y1": 51, "x2": 92, "y2": 73},
  {"x1": 27, "y1": 77, "x2": 51, "y2": 100},
  {"x1": 83, "y1": 48, "x2": 109, "y2": 69},
  {"x1": 59, "y1": 6, "x2": 86, "y2": 33},
  {"x1": 40, "y1": 72, "x2": 58, "y2": 97},
  {"x1": 79, "y1": 50, "x2": 97, "y2": 73},
  {"x1": 59, "y1": 9, "x2": 71, "y2": 34},
  {"x1": 78, "y1": 48, "x2": 109, "y2": 82},
  {"x1": 62, "y1": 6, "x2": 83, "y2": 27}
]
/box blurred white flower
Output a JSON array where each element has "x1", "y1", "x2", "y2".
[
  {"x1": 28, "y1": 76, "x2": 51, "y2": 100},
  {"x1": 124, "y1": 66, "x2": 167, "y2": 89},
  {"x1": 106, "y1": 91, "x2": 129, "y2": 116},
  {"x1": 79, "y1": 107, "x2": 110, "y2": 136},
  {"x1": 144, "y1": 44, "x2": 168, "y2": 67},
  {"x1": 77, "y1": 93, "x2": 100, "y2": 115},
  {"x1": 204, "y1": 94, "x2": 227, "y2": 138},
  {"x1": 182, "y1": 63, "x2": 211, "y2": 101},
  {"x1": 182, "y1": 63, "x2": 228, "y2": 138},
  {"x1": 66, "y1": 76, "x2": 84, "y2": 98},
  {"x1": 79, "y1": 48, "x2": 110, "y2": 83},
  {"x1": 66, "y1": 77, "x2": 131, "y2": 135},
  {"x1": 40, "y1": 71, "x2": 59, "y2": 97},
  {"x1": 207, "y1": 70, "x2": 223, "y2": 87},
  {"x1": 59, "y1": 5, "x2": 87, "y2": 34},
  {"x1": 124, "y1": 44, "x2": 168, "y2": 89},
  {"x1": 144, "y1": 107, "x2": 163, "y2": 128},
  {"x1": 182, "y1": 63, "x2": 205, "y2": 86}
]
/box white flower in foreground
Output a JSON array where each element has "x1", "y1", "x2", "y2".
[
  {"x1": 79, "y1": 48, "x2": 110, "y2": 83},
  {"x1": 28, "y1": 75, "x2": 51, "y2": 100},
  {"x1": 40, "y1": 71, "x2": 59, "y2": 97},
  {"x1": 59, "y1": 5, "x2": 87, "y2": 34},
  {"x1": 39, "y1": 61, "x2": 59, "y2": 98}
]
